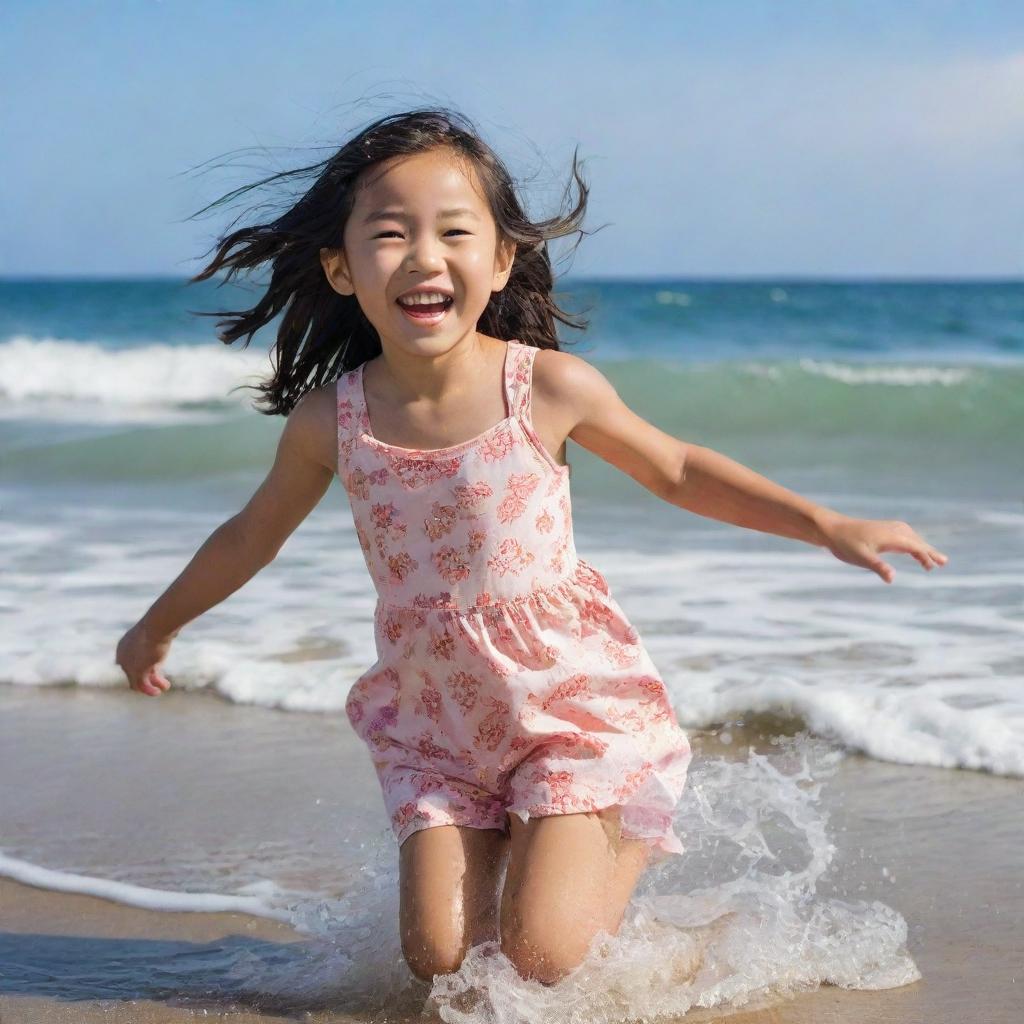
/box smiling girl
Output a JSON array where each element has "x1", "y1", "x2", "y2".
[{"x1": 116, "y1": 107, "x2": 947, "y2": 987}]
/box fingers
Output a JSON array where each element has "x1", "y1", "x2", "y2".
[
  {"x1": 885, "y1": 523, "x2": 949, "y2": 571},
  {"x1": 148, "y1": 669, "x2": 171, "y2": 695},
  {"x1": 873, "y1": 543, "x2": 950, "y2": 583},
  {"x1": 830, "y1": 519, "x2": 948, "y2": 584},
  {"x1": 909, "y1": 542, "x2": 948, "y2": 570},
  {"x1": 138, "y1": 673, "x2": 160, "y2": 697},
  {"x1": 136, "y1": 667, "x2": 170, "y2": 697},
  {"x1": 893, "y1": 544, "x2": 949, "y2": 572},
  {"x1": 871, "y1": 560, "x2": 894, "y2": 584}
]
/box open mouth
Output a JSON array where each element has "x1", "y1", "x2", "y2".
[{"x1": 396, "y1": 296, "x2": 454, "y2": 324}]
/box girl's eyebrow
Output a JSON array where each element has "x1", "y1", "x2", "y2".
[{"x1": 363, "y1": 207, "x2": 481, "y2": 224}]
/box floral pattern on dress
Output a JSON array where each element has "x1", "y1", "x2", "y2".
[{"x1": 337, "y1": 340, "x2": 693, "y2": 864}]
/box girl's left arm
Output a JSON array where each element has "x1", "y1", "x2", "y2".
[{"x1": 542, "y1": 351, "x2": 948, "y2": 584}]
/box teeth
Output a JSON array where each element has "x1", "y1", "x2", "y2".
[{"x1": 398, "y1": 292, "x2": 450, "y2": 307}]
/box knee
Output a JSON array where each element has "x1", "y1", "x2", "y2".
[
  {"x1": 401, "y1": 934, "x2": 466, "y2": 984},
  {"x1": 500, "y1": 922, "x2": 588, "y2": 986}
]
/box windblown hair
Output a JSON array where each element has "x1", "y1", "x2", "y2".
[{"x1": 186, "y1": 107, "x2": 595, "y2": 415}]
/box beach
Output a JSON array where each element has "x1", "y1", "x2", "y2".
[
  {"x1": 3, "y1": 0, "x2": 1023, "y2": 1001},
  {"x1": 1, "y1": 684, "x2": 1021, "y2": 1023},
  {"x1": 2, "y1": 277, "x2": 1022, "y2": 1020}
]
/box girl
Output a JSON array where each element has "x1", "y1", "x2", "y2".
[{"x1": 115, "y1": 108, "x2": 948, "y2": 988}]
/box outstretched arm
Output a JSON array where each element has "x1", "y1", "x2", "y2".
[
  {"x1": 537, "y1": 350, "x2": 948, "y2": 584},
  {"x1": 116, "y1": 387, "x2": 338, "y2": 695}
]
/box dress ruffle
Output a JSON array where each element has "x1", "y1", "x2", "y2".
[{"x1": 350, "y1": 559, "x2": 692, "y2": 860}]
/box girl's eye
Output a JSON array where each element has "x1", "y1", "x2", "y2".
[{"x1": 373, "y1": 229, "x2": 471, "y2": 239}]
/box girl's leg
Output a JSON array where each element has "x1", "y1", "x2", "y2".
[
  {"x1": 499, "y1": 805, "x2": 651, "y2": 985},
  {"x1": 399, "y1": 823, "x2": 510, "y2": 983}
]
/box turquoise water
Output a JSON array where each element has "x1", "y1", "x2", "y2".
[
  {"x1": 1, "y1": 277, "x2": 1021, "y2": 493},
  {"x1": 1, "y1": 276, "x2": 1021, "y2": 779}
]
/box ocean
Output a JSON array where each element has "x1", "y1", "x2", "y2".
[{"x1": 1, "y1": 276, "x2": 1022, "y2": 1021}]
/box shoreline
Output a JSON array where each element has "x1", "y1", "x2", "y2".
[{"x1": 1, "y1": 686, "x2": 1021, "y2": 1022}]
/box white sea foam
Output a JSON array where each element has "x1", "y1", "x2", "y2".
[
  {"x1": 0, "y1": 850, "x2": 292, "y2": 921},
  {"x1": 0, "y1": 336, "x2": 271, "y2": 421},
  {"x1": 1, "y1": 492, "x2": 1020, "y2": 778},
  {"x1": 797, "y1": 357, "x2": 973, "y2": 386}
]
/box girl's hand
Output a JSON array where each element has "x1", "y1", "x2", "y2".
[
  {"x1": 816, "y1": 512, "x2": 949, "y2": 584},
  {"x1": 116, "y1": 622, "x2": 175, "y2": 697}
]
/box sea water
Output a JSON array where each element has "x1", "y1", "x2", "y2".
[{"x1": 1, "y1": 276, "x2": 1021, "y2": 1020}]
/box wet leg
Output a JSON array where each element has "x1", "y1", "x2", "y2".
[
  {"x1": 499, "y1": 805, "x2": 651, "y2": 985},
  {"x1": 399, "y1": 823, "x2": 510, "y2": 983}
]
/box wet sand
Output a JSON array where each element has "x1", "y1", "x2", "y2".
[{"x1": 1, "y1": 686, "x2": 1021, "y2": 1022}]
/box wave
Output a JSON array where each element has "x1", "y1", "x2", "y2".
[
  {"x1": 5, "y1": 637, "x2": 1021, "y2": 777},
  {"x1": 0, "y1": 336, "x2": 270, "y2": 416},
  {"x1": 2, "y1": 335, "x2": 1021, "y2": 428}
]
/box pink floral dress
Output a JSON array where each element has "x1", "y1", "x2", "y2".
[{"x1": 336, "y1": 339, "x2": 692, "y2": 862}]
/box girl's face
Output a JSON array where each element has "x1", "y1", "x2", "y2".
[{"x1": 321, "y1": 148, "x2": 515, "y2": 354}]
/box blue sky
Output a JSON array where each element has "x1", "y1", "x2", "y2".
[{"x1": 2, "y1": 1, "x2": 1022, "y2": 278}]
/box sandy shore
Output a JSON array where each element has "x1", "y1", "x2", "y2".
[{"x1": 1, "y1": 686, "x2": 1021, "y2": 1022}]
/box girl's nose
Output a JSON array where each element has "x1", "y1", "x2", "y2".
[{"x1": 404, "y1": 241, "x2": 446, "y2": 272}]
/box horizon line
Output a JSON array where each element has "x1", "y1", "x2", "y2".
[{"x1": 1, "y1": 273, "x2": 1022, "y2": 285}]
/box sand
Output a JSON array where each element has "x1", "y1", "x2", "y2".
[{"x1": 0, "y1": 686, "x2": 1021, "y2": 1022}]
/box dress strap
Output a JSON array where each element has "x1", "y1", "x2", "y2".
[
  {"x1": 335, "y1": 365, "x2": 364, "y2": 472},
  {"x1": 504, "y1": 339, "x2": 538, "y2": 425}
]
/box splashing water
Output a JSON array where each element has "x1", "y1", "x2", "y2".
[{"x1": 224, "y1": 732, "x2": 919, "y2": 1022}]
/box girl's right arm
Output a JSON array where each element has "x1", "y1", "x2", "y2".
[{"x1": 116, "y1": 388, "x2": 338, "y2": 696}]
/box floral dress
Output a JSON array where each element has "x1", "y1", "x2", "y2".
[{"x1": 336, "y1": 339, "x2": 693, "y2": 862}]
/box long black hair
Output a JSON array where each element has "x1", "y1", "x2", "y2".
[{"x1": 185, "y1": 107, "x2": 596, "y2": 416}]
